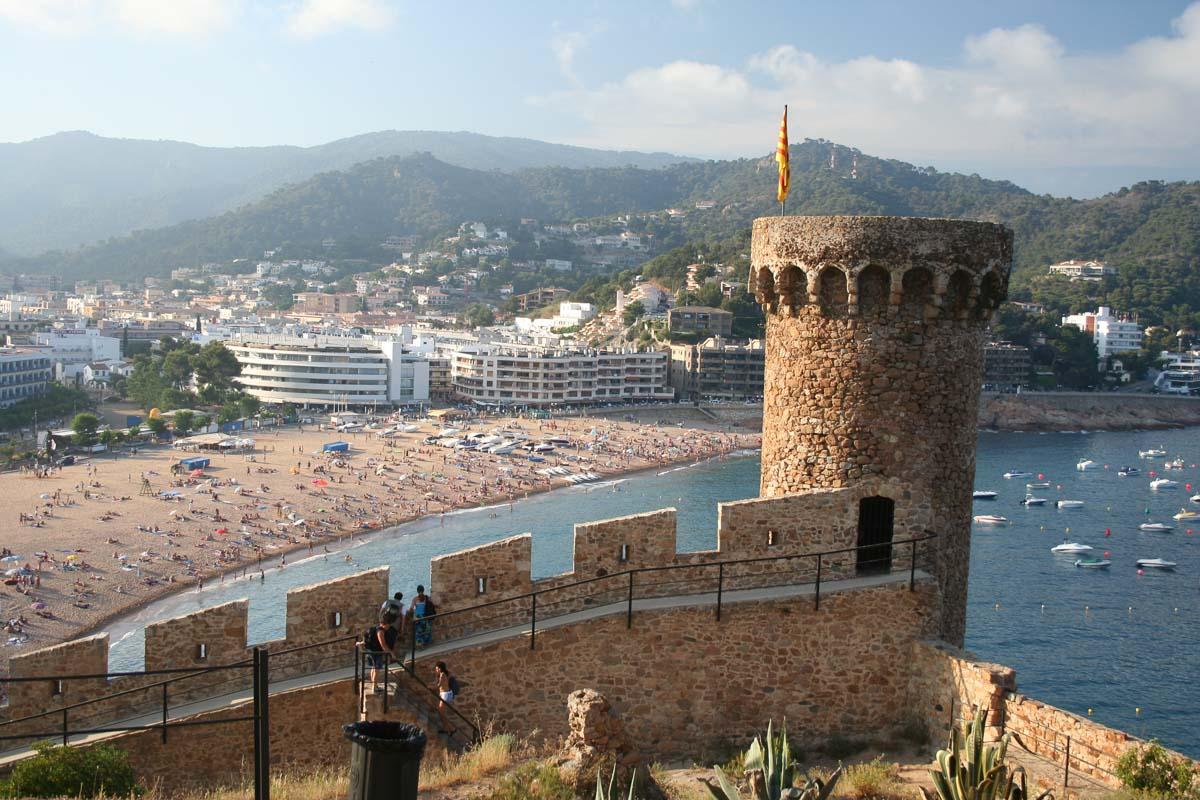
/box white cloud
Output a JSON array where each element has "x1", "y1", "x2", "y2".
[
  {"x1": 285, "y1": 0, "x2": 393, "y2": 38},
  {"x1": 551, "y1": 29, "x2": 588, "y2": 86},
  {"x1": 536, "y1": 2, "x2": 1200, "y2": 173},
  {"x1": 0, "y1": 0, "x2": 237, "y2": 35}
]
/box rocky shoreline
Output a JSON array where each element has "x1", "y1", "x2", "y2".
[{"x1": 977, "y1": 392, "x2": 1200, "y2": 432}]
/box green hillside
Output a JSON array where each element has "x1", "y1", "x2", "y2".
[
  {"x1": 7, "y1": 140, "x2": 1200, "y2": 327},
  {"x1": 0, "y1": 130, "x2": 693, "y2": 254}
]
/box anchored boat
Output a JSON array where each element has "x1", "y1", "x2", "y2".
[
  {"x1": 1136, "y1": 558, "x2": 1177, "y2": 570},
  {"x1": 1057, "y1": 500, "x2": 1085, "y2": 509},
  {"x1": 1051, "y1": 542, "x2": 1093, "y2": 553},
  {"x1": 1139, "y1": 522, "x2": 1175, "y2": 532},
  {"x1": 973, "y1": 514, "x2": 1009, "y2": 525},
  {"x1": 1074, "y1": 558, "x2": 1111, "y2": 569},
  {"x1": 973, "y1": 491, "x2": 999, "y2": 500}
]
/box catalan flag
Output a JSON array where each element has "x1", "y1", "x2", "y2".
[{"x1": 776, "y1": 105, "x2": 790, "y2": 205}]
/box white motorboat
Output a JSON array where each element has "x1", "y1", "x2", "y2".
[
  {"x1": 1051, "y1": 542, "x2": 1093, "y2": 553},
  {"x1": 1022, "y1": 496, "x2": 1048, "y2": 506},
  {"x1": 1076, "y1": 459, "x2": 1099, "y2": 471},
  {"x1": 1057, "y1": 500, "x2": 1085, "y2": 509},
  {"x1": 1164, "y1": 459, "x2": 1185, "y2": 470},
  {"x1": 1173, "y1": 509, "x2": 1200, "y2": 521},
  {"x1": 1026, "y1": 481, "x2": 1052, "y2": 489},
  {"x1": 1140, "y1": 448, "x2": 1167, "y2": 458},
  {"x1": 1136, "y1": 558, "x2": 1177, "y2": 570},
  {"x1": 1074, "y1": 558, "x2": 1111, "y2": 569},
  {"x1": 973, "y1": 514, "x2": 1009, "y2": 525},
  {"x1": 1003, "y1": 470, "x2": 1033, "y2": 479},
  {"x1": 1139, "y1": 522, "x2": 1175, "y2": 532},
  {"x1": 973, "y1": 491, "x2": 999, "y2": 500},
  {"x1": 1192, "y1": 494, "x2": 1200, "y2": 504},
  {"x1": 1150, "y1": 478, "x2": 1179, "y2": 491},
  {"x1": 1117, "y1": 467, "x2": 1141, "y2": 477}
]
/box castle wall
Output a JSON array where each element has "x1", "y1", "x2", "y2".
[
  {"x1": 285, "y1": 567, "x2": 388, "y2": 647},
  {"x1": 751, "y1": 216, "x2": 1012, "y2": 647},
  {"x1": 144, "y1": 600, "x2": 248, "y2": 672}
]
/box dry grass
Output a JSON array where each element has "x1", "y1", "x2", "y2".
[
  {"x1": 836, "y1": 756, "x2": 913, "y2": 799},
  {"x1": 168, "y1": 767, "x2": 347, "y2": 800},
  {"x1": 421, "y1": 733, "x2": 518, "y2": 789}
]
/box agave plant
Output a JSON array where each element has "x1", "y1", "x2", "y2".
[
  {"x1": 702, "y1": 721, "x2": 842, "y2": 800},
  {"x1": 596, "y1": 765, "x2": 637, "y2": 800},
  {"x1": 920, "y1": 709, "x2": 1054, "y2": 800}
]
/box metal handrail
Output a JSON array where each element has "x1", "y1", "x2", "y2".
[{"x1": 421, "y1": 532, "x2": 937, "y2": 628}]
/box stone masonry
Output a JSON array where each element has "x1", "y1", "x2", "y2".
[{"x1": 750, "y1": 215, "x2": 1012, "y2": 646}]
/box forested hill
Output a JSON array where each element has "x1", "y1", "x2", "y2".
[
  {"x1": 8, "y1": 141, "x2": 1200, "y2": 306},
  {"x1": 0, "y1": 130, "x2": 693, "y2": 255}
]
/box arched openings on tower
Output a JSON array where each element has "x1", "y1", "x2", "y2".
[
  {"x1": 900, "y1": 267, "x2": 934, "y2": 321},
  {"x1": 817, "y1": 266, "x2": 849, "y2": 316},
  {"x1": 753, "y1": 267, "x2": 777, "y2": 311},
  {"x1": 976, "y1": 271, "x2": 1005, "y2": 320},
  {"x1": 945, "y1": 270, "x2": 974, "y2": 319},
  {"x1": 856, "y1": 265, "x2": 890, "y2": 318},
  {"x1": 776, "y1": 265, "x2": 807, "y2": 312}
]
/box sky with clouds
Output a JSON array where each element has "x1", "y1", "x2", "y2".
[{"x1": 1, "y1": 0, "x2": 1198, "y2": 197}]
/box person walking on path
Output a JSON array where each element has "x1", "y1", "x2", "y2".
[
  {"x1": 434, "y1": 661, "x2": 456, "y2": 736},
  {"x1": 410, "y1": 585, "x2": 434, "y2": 646},
  {"x1": 364, "y1": 613, "x2": 398, "y2": 693},
  {"x1": 380, "y1": 591, "x2": 405, "y2": 637}
]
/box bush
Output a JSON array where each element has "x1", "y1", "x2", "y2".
[
  {"x1": 1114, "y1": 740, "x2": 1199, "y2": 799},
  {"x1": 487, "y1": 762, "x2": 574, "y2": 800},
  {"x1": 841, "y1": 757, "x2": 908, "y2": 800},
  {"x1": 2, "y1": 742, "x2": 142, "y2": 798}
]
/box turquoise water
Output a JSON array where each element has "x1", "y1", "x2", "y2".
[{"x1": 104, "y1": 431, "x2": 1200, "y2": 757}]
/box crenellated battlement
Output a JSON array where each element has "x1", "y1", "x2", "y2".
[{"x1": 749, "y1": 216, "x2": 1011, "y2": 322}]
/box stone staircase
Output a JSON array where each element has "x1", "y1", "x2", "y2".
[{"x1": 358, "y1": 667, "x2": 475, "y2": 756}]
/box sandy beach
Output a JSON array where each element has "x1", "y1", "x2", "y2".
[{"x1": 0, "y1": 413, "x2": 758, "y2": 674}]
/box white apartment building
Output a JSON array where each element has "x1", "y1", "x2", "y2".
[
  {"x1": 450, "y1": 344, "x2": 672, "y2": 407},
  {"x1": 1155, "y1": 350, "x2": 1200, "y2": 395},
  {"x1": 29, "y1": 330, "x2": 122, "y2": 381},
  {"x1": 0, "y1": 348, "x2": 52, "y2": 408},
  {"x1": 1047, "y1": 260, "x2": 1117, "y2": 280},
  {"x1": 226, "y1": 335, "x2": 430, "y2": 409},
  {"x1": 1062, "y1": 306, "x2": 1144, "y2": 358}
]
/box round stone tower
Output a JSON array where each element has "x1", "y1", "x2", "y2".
[{"x1": 750, "y1": 216, "x2": 1012, "y2": 645}]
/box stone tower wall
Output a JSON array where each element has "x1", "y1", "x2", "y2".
[{"x1": 750, "y1": 215, "x2": 1012, "y2": 645}]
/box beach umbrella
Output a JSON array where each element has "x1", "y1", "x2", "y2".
[
  {"x1": 312, "y1": 479, "x2": 329, "y2": 487},
  {"x1": 215, "y1": 528, "x2": 228, "y2": 535},
  {"x1": 190, "y1": 469, "x2": 204, "y2": 477},
  {"x1": 30, "y1": 602, "x2": 46, "y2": 610}
]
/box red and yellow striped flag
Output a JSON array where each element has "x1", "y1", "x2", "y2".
[{"x1": 776, "y1": 105, "x2": 790, "y2": 204}]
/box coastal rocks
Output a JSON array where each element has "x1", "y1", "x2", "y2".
[
  {"x1": 554, "y1": 689, "x2": 641, "y2": 793},
  {"x1": 979, "y1": 393, "x2": 1200, "y2": 432}
]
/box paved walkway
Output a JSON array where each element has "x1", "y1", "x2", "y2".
[{"x1": 0, "y1": 569, "x2": 929, "y2": 765}]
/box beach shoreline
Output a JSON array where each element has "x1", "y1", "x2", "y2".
[{"x1": 0, "y1": 414, "x2": 759, "y2": 671}]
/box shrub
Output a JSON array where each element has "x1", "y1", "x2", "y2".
[
  {"x1": 823, "y1": 735, "x2": 861, "y2": 761},
  {"x1": 422, "y1": 733, "x2": 517, "y2": 788},
  {"x1": 487, "y1": 761, "x2": 575, "y2": 800},
  {"x1": 841, "y1": 757, "x2": 908, "y2": 800},
  {"x1": 2, "y1": 742, "x2": 142, "y2": 798},
  {"x1": 1114, "y1": 740, "x2": 1199, "y2": 799}
]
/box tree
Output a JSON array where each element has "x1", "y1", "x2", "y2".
[
  {"x1": 172, "y1": 411, "x2": 196, "y2": 437},
  {"x1": 146, "y1": 417, "x2": 168, "y2": 437},
  {"x1": 193, "y1": 342, "x2": 241, "y2": 391},
  {"x1": 127, "y1": 423, "x2": 142, "y2": 439},
  {"x1": 622, "y1": 300, "x2": 645, "y2": 327},
  {"x1": 98, "y1": 429, "x2": 117, "y2": 456},
  {"x1": 71, "y1": 413, "x2": 101, "y2": 448},
  {"x1": 125, "y1": 361, "x2": 170, "y2": 411},
  {"x1": 162, "y1": 349, "x2": 194, "y2": 389},
  {"x1": 463, "y1": 304, "x2": 495, "y2": 328},
  {"x1": 238, "y1": 393, "x2": 261, "y2": 418},
  {"x1": 217, "y1": 403, "x2": 241, "y2": 424}
]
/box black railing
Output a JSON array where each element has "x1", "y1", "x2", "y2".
[
  {"x1": 0, "y1": 649, "x2": 273, "y2": 800},
  {"x1": 406, "y1": 533, "x2": 936, "y2": 662},
  {"x1": 354, "y1": 650, "x2": 480, "y2": 750}
]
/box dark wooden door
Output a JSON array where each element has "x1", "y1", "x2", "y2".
[{"x1": 856, "y1": 496, "x2": 895, "y2": 575}]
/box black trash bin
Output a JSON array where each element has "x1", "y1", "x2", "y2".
[{"x1": 343, "y1": 720, "x2": 427, "y2": 800}]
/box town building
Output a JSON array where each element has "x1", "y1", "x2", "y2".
[
  {"x1": 28, "y1": 330, "x2": 122, "y2": 382},
  {"x1": 668, "y1": 337, "x2": 764, "y2": 401},
  {"x1": 96, "y1": 319, "x2": 191, "y2": 346},
  {"x1": 1061, "y1": 306, "x2": 1144, "y2": 358},
  {"x1": 667, "y1": 306, "x2": 734, "y2": 337},
  {"x1": 450, "y1": 345, "x2": 672, "y2": 406},
  {"x1": 0, "y1": 348, "x2": 52, "y2": 408},
  {"x1": 1047, "y1": 259, "x2": 1117, "y2": 281},
  {"x1": 292, "y1": 293, "x2": 361, "y2": 315},
  {"x1": 982, "y1": 342, "x2": 1032, "y2": 390},
  {"x1": 1155, "y1": 350, "x2": 1200, "y2": 395},
  {"x1": 514, "y1": 287, "x2": 570, "y2": 312},
  {"x1": 226, "y1": 335, "x2": 430, "y2": 409}
]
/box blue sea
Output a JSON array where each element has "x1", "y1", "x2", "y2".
[{"x1": 103, "y1": 430, "x2": 1200, "y2": 757}]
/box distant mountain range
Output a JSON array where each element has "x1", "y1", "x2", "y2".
[
  {"x1": 0, "y1": 130, "x2": 694, "y2": 254},
  {"x1": 4, "y1": 137, "x2": 1200, "y2": 328}
]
